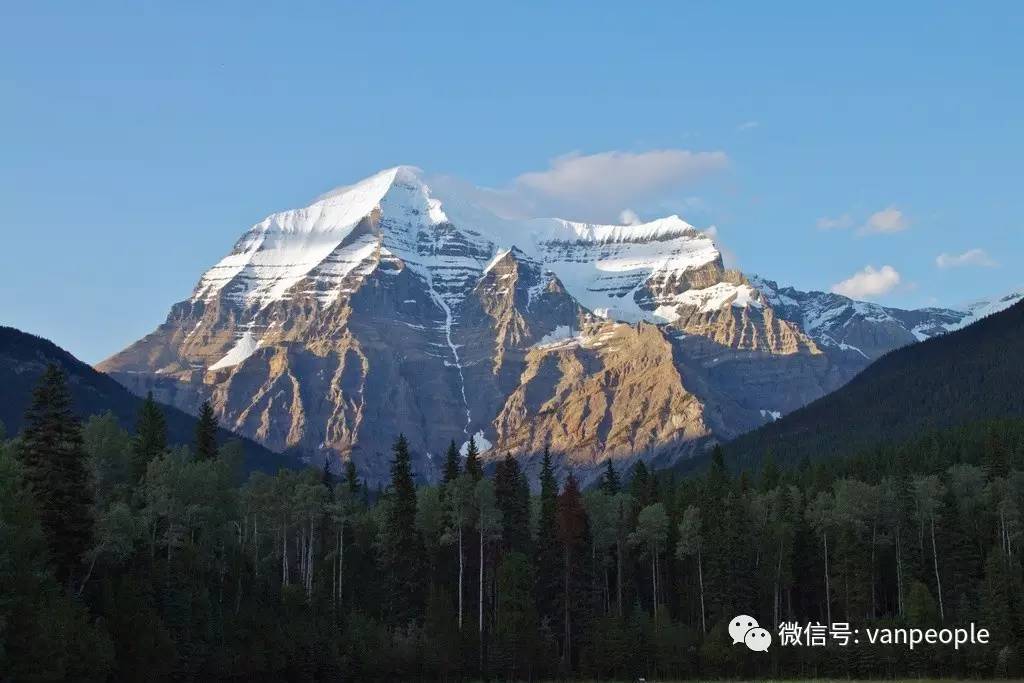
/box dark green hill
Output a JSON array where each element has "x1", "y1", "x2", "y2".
[
  {"x1": 726, "y1": 299, "x2": 1024, "y2": 469},
  {"x1": 0, "y1": 325, "x2": 291, "y2": 474}
]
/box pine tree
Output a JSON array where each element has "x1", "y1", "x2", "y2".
[
  {"x1": 556, "y1": 472, "x2": 590, "y2": 672},
  {"x1": 321, "y1": 456, "x2": 333, "y2": 487},
  {"x1": 17, "y1": 364, "x2": 94, "y2": 587},
  {"x1": 131, "y1": 391, "x2": 166, "y2": 481},
  {"x1": 535, "y1": 445, "x2": 561, "y2": 627},
  {"x1": 760, "y1": 451, "x2": 779, "y2": 491},
  {"x1": 494, "y1": 453, "x2": 531, "y2": 555},
  {"x1": 443, "y1": 439, "x2": 461, "y2": 484},
  {"x1": 380, "y1": 434, "x2": 426, "y2": 624},
  {"x1": 344, "y1": 459, "x2": 361, "y2": 496},
  {"x1": 630, "y1": 461, "x2": 652, "y2": 507},
  {"x1": 600, "y1": 459, "x2": 621, "y2": 495},
  {"x1": 464, "y1": 435, "x2": 483, "y2": 481},
  {"x1": 195, "y1": 400, "x2": 219, "y2": 460}
]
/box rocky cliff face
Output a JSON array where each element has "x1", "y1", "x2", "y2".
[{"x1": 98, "y1": 166, "x2": 973, "y2": 483}]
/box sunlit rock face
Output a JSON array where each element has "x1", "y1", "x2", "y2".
[{"x1": 99, "y1": 166, "x2": 972, "y2": 484}]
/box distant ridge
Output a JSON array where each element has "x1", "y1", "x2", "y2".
[
  {"x1": 726, "y1": 298, "x2": 1024, "y2": 468},
  {"x1": 0, "y1": 325, "x2": 291, "y2": 475}
]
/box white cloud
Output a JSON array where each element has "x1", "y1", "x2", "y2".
[
  {"x1": 619, "y1": 209, "x2": 642, "y2": 225},
  {"x1": 831, "y1": 265, "x2": 902, "y2": 299},
  {"x1": 816, "y1": 214, "x2": 854, "y2": 231},
  {"x1": 935, "y1": 248, "x2": 998, "y2": 269},
  {"x1": 860, "y1": 207, "x2": 909, "y2": 235},
  {"x1": 461, "y1": 149, "x2": 729, "y2": 223},
  {"x1": 737, "y1": 120, "x2": 760, "y2": 132}
]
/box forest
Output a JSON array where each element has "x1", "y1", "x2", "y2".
[
  {"x1": 4, "y1": 364, "x2": 1024, "y2": 681},
  {"x1": 727, "y1": 299, "x2": 1024, "y2": 469}
]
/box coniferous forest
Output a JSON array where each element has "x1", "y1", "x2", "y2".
[{"x1": 5, "y1": 365, "x2": 1024, "y2": 680}]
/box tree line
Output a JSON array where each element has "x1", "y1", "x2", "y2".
[{"x1": 3, "y1": 364, "x2": 1024, "y2": 679}]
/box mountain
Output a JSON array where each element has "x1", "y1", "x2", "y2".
[
  {"x1": 97, "y1": 166, "x2": 973, "y2": 483},
  {"x1": 726, "y1": 297, "x2": 1024, "y2": 469},
  {"x1": 0, "y1": 326, "x2": 289, "y2": 474}
]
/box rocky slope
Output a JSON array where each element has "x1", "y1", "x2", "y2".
[{"x1": 98, "y1": 166, "x2": 976, "y2": 483}]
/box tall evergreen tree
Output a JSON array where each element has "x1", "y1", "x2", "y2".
[
  {"x1": 131, "y1": 391, "x2": 166, "y2": 481},
  {"x1": 194, "y1": 400, "x2": 219, "y2": 461},
  {"x1": 600, "y1": 459, "x2": 621, "y2": 495},
  {"x1": 556, "y1": 472, "x2": 590, "y2": 673},
  {"x1": 464, "y1": 435, "x2": 483, "y2": 481},
  {"x1": 535, "y1": 445, "x2": 561, "y2": 627},
  {"x1": 344, "y1": 459, "x2": 361, "y2": 496},
  {"x1": 630, "y1": 461, "x2": 653, "y2": 507},
  {"x1": 380, "y1": 434, "x2": 425, "y2": 624},
  {"x1": 443, "y1": 439, "x2": 461, "y2": 484},
  {"x1": 494, "y1": 453, "x2": 531, "y2": 555},
  {"x1": 17, "y1": 364, "x2": 94, "y2": 587}
]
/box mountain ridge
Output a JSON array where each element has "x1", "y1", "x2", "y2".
[
  {"x1": 0, "y1": 325, "x2": 290, "y2": 475},
  {"x1": 725, "y1": 297, "x2": 1024, "y2": 469},
  {"x1": 96, "y1": 165, "x2": 994, "y2": 483}
]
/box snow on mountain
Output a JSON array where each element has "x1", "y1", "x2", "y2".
[
  {"x1": 945, "y1": 289, "x2": 1024, "y2": 331},
  {"x1": 100, "y1": 164, "x2": 1011, "y2": 484},
  {"x1": 653, "y1": 282, "x2": 762, "y2": 323},
  {"x1": 208, "y1": 329, "x2": 261, "y2": 371},
  {"x1": 194, "y1": 167, "x2": 410, "y2": 307},
  {"x1": 190, "y1": 165, "x2": 726, "y2": 327},
  {"x1": 748, "y1": 275, "x2": 967, "y2": 359}
]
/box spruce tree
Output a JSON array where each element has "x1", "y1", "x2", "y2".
[
  {"x1": 443, "y1": 439, "x2": 461, "y2": 484},
  {"x1": 131, "y1": 391, "x2": 167, "y2": 481},
  {"x1": 344, "y1": 459, "x2": 361, "y2": 496},
  {"x1": 321, "y1": 456, "x2": 333, "y2": 487},
  {"x1": 630, "y1": 461, "x2": 652, "y2": 507},
  {"x1": 464, "y1": 435, "x2": 483, "y2": 481},
  {"x1": 600, "y1": 459, "x2": 621, "y2": 495},
  {"x1": 759, "y1": 451, "x2": 779, "y2": 491},
  {"x1": 494, "y1": 453, "x2": 531, "y2": 555},
  {"x1": 17, "y1": 364, "x2": 94, "y2": 587},
  {"x1": 535, "y1": 446, "x2": 561, "y2": 629},
  {"x1": 380, "y1": 434, "x2": 425, "y2": 624},
  {"x1": 195, "y1": 400, "x2": 219, "y2": 460},
  {"x1": 556, "y1": 472, "x2": 590, "y2": 672}
]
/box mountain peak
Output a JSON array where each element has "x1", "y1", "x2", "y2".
[{"x1": 317, "y1": 165, "x2": 424, "y2": 202}]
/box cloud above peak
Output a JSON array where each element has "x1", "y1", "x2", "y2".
[
  {"x1": 463, "y1": 149, "x2": 729, "y2": 224},
  {"x1": 936, "y1": 248, "x2": 998, "y2": 269},
  {"x1": 831, "y1": 265, "x2": 902, "y2": 299}
]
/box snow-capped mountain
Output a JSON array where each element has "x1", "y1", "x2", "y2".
[
  {"x1": 98, "y1": 166, "x2": 980, "y2": 483},
  {"x1": 948, "y1": 290, "x2": 1024, "y2": 330}
]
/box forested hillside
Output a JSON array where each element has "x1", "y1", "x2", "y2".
[
  {"x1": 728, "y1": 299, "x2": 1024, "y2": 470},
  {"x1": 4, "y1": 364, "x2": 1024, "y2": 679},
  {"x1": 0, "y1": 326, "x2": 287, "y2": 474}
]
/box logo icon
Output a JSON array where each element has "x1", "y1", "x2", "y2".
[{"x1": 730, "y1": 614, "x2": 772, "y2": 652}]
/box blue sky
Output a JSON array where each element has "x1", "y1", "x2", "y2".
[{"x1": 2, "y1": 2, "x2": 1021, "y2": 363}]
